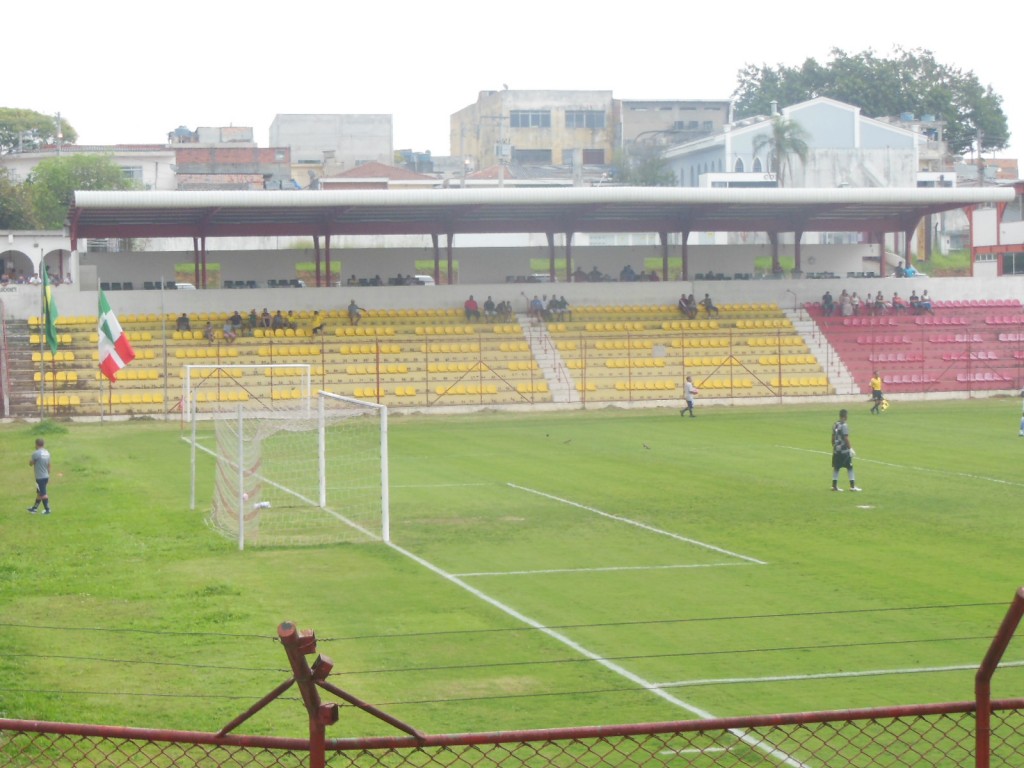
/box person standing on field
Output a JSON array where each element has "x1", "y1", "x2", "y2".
[
  {"x1": 869, "y1": 371, "x2": 884, "y2": 414},
  {"x1": 680, "y1": 376, "x2": 698, "y2": 417},
  {"x1": 831, "y1": 409, "x2": 861, "y2": 492},
  {"x1": 28, "y1": 437, "x2": 52, "y2": 514}
]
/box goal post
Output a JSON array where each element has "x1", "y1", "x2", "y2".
[{"x1": 200, "y1": 390, "x2": 389, "y2": 549}]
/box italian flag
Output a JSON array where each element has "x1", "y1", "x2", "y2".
[{"x1": 98, "y1": 290, "x2": 135, "y2": 382}]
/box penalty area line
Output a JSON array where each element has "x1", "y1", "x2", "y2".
[
  {"x1": 386, "y1": 539, "x2": 809, "y2": 768},
  {"x1": 655, "y1": 659, "x2": 1024, "y2": 690},
  {"x1": 454, "y1": 562, "x2": 753, "y2": 577},
  {"x1": 776, "y1": 445, "x2": 1024, "y2": 488},
  {"x1": 507, "y1": 483, "x2": 766, "y2": 565}
]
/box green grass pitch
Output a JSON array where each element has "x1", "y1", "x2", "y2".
[{"x1": 2, "y1": 398, "x2": 1023, "y2": 738}]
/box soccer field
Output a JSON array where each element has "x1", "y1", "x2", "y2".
[{"x1": 2, "y1": 398, "x2": 1023, "y2": 739}]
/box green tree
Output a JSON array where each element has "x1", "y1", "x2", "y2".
[
  {"x1": 0, "y1": 108, "x2": 78, "y2": 155},
  {"x1": 751, "y1": 117, "x2": 810, "y2": 187},
  {"x1": 27, "y1": 155, "x2": 137, "y2": 228},
  {"x1": 0, "y1": 168, "x2": 39, "y2": 228},
  {"x1": 611, "y1": 146, "x2": 677, "y2": 186},
  {"x1": 732, "y1": 48, "x2": 1009, "y2": 155}
]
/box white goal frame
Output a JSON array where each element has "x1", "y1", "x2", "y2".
[{"x1": 190, "y1": 390, "x2": 389, "y2": 549}]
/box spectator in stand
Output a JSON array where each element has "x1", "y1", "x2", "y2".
[
  {"x1": 686, "y1": 294, "x2": 699, "y2": 319},
  {"x1": 908, "y1": 290, "x2": 921, "y2": 313},
  {"x1": 572, "y1": 266, "x2": 588, "y2": 283},
  {"x1": 528, "y1": 295, "x2": 544, "y2": 320},
  {"x1": 204, "y1": 321, "x2": 216, "y2": 344},
  {"x1": 222, "y1": 319, "x2": 237, "y2": 344},
  {"x1": 248, "y1": 308, "x2": 259, "y2": 333},
  {"x1": 919, "y1": 290, "x2": 934, "y2": 314},
  {"x1": 347, "y1": 299, "x2": 365, "y2": 326},
  {"x1": 678, "y1": 293, "x2": 689, "y2": 317},
  {"x1": 556, "y1": 296, "x2": 571, "y2": 321},
  {"x1": 464, "y1": 295, "x2": 481, "y2": 321},
  {"x1": 619, "y1": 264, "x2": 636, "y2": 282},
  {"x1": 701, "y1": 294, "x2": 720, "y2": 318},
  {"x1": 496, "y1": 300, "x2": 513, "y2": 322},
  {"x1": 821, "y1": 291, "x2": 835, "y2": 317},
  {"x1": 872, "y1": 291, "x2": 886, "y2": 315},
  {"x1": 546, "y1": 295, "x2": 560, "y2": 321},
  {"x1": 588, "y1": 266, "x2": 603, "y2": 282},
  {"x1": 894, "y1": 261, "x2": 906, "y2": 278},
  {"x1": 260, "y1": 308, "x2": 272, "y2": 328},
  {"x1": 891, "y1": 293, "x2": 907, "y2": 314},
  {"x1": 175, "y1": 313, "x2": 191, "y2": 332},
  {"x1": 229, "y1": 310, "x2": 243, "y2": 335},
  {"x1": 271, "y1": 310, "x2": 287, "y2": 331},
  {"x1": 851, "y1": 292, "x2": 861, "y2": 316},
  {"x1": 309, "y1": 310, "x2": 326, "y2": 335},
  {"x1": 483, "y1": 296, "x2": 497, "y2": 319}
]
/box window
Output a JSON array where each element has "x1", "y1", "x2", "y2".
[
  {"x1": 121, "y1": 166, "x2": 143, "y2": 185},
  {"x1": 581, "y1": 148, "x2": 604, "y2": 164},
  {"x1": 1001, "y1": 252, "x2": 1024, "y2": 274},
  {"x1": 512, "y1": 148, "x2": 552, "y2": 164},
  {"x1": 565, "y1": 110, "x2": 605, "y2": 129},
  {"x1": 510, "y1": 110, "x2": 551, "y2": 128},
  {"x1": 734, "y1": 158, "x2": 745, "y2": 172}
]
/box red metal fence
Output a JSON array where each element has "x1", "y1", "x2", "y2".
[{"x1": 4, "y1": 588, "x2": 1024, "y2": 768}]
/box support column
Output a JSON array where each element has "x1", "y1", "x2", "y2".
[
  {"x1": 313, "y1": 236, "x2": 322, "y2": 287},
  {"x1": 325, "y1": 234, "x2": 332, "y2": 287},
  {"x1": 793, "y1": 231, "x2": 803, "y2": 276},
  {"x1": 680, "y1": 230, "x2": 690, "y2": 281},
  {"x1": 659, "y1": 232, "x2": 669, "y2": 281},
  {"x1": 192, "y1": 237, "x2": 200, "y2": 288},
  {"x1": 446, "y1": 233, "x2": 455, "y2": 285},
  {"x1": 431, "y1": 233, "x2": 441, "y2": 284},
  {"x1": 563, "y1": 232, "x2": 574, "y2": 283}
]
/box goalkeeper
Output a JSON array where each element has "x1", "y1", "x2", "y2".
[{"x1": 831, "y1": 409, "x2": 862, "y2": 492}]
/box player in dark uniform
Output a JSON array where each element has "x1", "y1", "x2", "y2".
[{"x1": 831, "y1": 409, "x2": 861, "y2": 492}]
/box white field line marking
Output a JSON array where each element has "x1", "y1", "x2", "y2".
[
  {"x1": 777, "y1": 445, "x2": 1024, "y2": 488},
  {"x1": 508, "y1": 483, "x2": 767, "y2": 566},
  {"x1": 455, "y1": 562, "x2": 752, "y2": 577},
  {"x1": 186, "y1": 436, "x2": 381, "y2": 541},
  {"x1": 386, "y1": 540, "x2": 809, "y2": 768},
  {"x1": 394, "y1": 482, "x2": 491, "y2": 488},
  {"x1": 661, "y1": 747, "x2": 730, "y2": 755},
  {"x1": 656, "y1": 659, "x2": 1024, "y2": 689}
]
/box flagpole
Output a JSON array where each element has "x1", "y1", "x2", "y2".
[
  {"x1": 38, "y1": 275, "x2": 45, "y2": 418},
  {"x1": 160, "y1": 277, "x2": 168, "y2": 420}
]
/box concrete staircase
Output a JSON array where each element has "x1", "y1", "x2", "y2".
[
  {"x1": 784, "y1": 308, "x2": 859, "y2": 395},
  {"x1": 517, "y1": 314, "x2": 577, "y2": 404}
]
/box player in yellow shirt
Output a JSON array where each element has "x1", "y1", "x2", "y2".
[{"x1": 869, "y1": 372, "x2": 884, "y2": 414}]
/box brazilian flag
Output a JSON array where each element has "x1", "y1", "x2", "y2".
[{"x1": 42, "y1": 268, "x2": 59, "y2": 354}]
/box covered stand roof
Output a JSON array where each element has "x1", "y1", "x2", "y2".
[{"x1": 68, "y1": 187, "x2": 1014, "y2": 241}]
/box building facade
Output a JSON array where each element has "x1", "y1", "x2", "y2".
[{"x1": 269, "y1": 114, "x2": 394, "y2": 188}]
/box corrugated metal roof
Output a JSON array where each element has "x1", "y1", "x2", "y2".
[{"x1": 69, "y1": 186, "x2": 1014, "y2": 240}]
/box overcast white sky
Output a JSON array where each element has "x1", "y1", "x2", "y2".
[{"x1": 7, "y1": 0, "x2": 1019, "y2": 159}]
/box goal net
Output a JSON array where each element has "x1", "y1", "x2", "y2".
[{"x1": 205, "y1": 391, "x2": 389, "y2": 549}]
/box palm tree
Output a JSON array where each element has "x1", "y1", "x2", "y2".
[{"x1": 751, "y1": 117, "x2": 810, "y2": 187}]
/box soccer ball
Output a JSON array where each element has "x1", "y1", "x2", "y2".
[
  {"x1": 880, "y1": 399, "x2": 890, "y2": 411},
  {"x1": 242, "y1": 492, "x2": 249, "y2": 501}
]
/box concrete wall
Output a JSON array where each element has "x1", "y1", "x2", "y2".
[
  {"x1": 70, "y1": 244, "x2": 884, "y2": 290},
  {"x1": 5, "y1": 273, "x2": 1024, "y2": 323}
]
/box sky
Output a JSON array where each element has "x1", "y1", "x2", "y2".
[{"x1": 6, "y1": 0, "x2": 1020, "y2": 160}]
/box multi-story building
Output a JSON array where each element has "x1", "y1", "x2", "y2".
[
  {"x1": 169, "y1": 126, "x2": 292, "y2": 190},
  {"x1": 269, "y1": 114, "x2": 394, "y2": 188},
  {"x1": 0, "y1": 143, "x2": 177, "y2": 191},
  {"x1": 451, "y1": 90, "x2": 733, "y2": 173}
]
